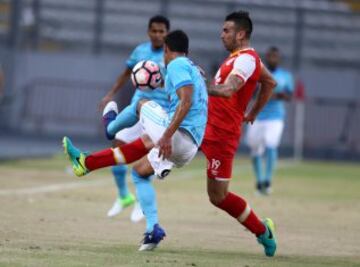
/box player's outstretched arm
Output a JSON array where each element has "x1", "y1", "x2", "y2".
[
  {"x1": 207, "y1": 75, "x2": 244, "y2": 98},
  {"x1": 157, "y1": 85, "x2": 193, "y2": 159},
  {"x1": 99, "y1": 68, "x2": 132, "y2": 110},
  {"x1": 244, "y1": 64, "x2": 277, "y2": 124}
]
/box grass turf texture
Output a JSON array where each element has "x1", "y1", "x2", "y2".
[{"x1": 0, "y1": 155, "x2": 359, "y2": 267}]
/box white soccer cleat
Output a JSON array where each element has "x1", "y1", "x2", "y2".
[
  {"x1": 107, "y1": 199, "x2": 123, "y2": 217},
  {"x1": 102, "y1": 101, "x2": 118, "y2": 116},
  {"x1": 107, "y1": 194, "x2": 136, "y2": 218},
  {"x1": 139, "y1": 243, "x2": 158, "y2": 252},
  {"x1": 138, "y1": 224, "x2": 166, "y2": 251},
  {"x1": 130, "y1": 202, "x2": 144, "y2": 223},
  {"x1": 264, "y1": 186, "x2": 273, "y2": 195}
]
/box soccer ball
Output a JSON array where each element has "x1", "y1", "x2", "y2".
[{"x1": 131, "y1": 60, "x2": 162, "y2": 90}]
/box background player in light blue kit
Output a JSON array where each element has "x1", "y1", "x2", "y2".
[
  {"x1": 99, "y1": 15, "x2": 170, "y2": 219},
  {"x1": 246, "y1": 46, "x2": 294, "y2": 195}
]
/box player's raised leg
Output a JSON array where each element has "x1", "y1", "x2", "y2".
[
  {"x1": 62, "y1": 136, "x2": 89, "y2": 177},
  {"x1": 103, "y1": 101, "x2": 139, "y2": 140},
  {"x1": 63, "y1": 134, "x2": 153, "y2": 177}
]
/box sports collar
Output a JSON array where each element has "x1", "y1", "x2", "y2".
[{"x1": 230, "y1": 47, "x2": 254, "y2": 57}]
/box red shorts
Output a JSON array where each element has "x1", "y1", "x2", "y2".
[{"x1": 200, "y1": 138, "x2": 238, "y2": 180}]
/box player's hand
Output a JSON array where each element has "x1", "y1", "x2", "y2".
[
  {"x1": 244, "y1": 112, "x2": 257, "y2": 124},
  {"x1": 157, "y1": 135, "x2": 172, "y2": 160},
  {"x1": 98, "y1": 94, "x2": 113, "y2": 111}
]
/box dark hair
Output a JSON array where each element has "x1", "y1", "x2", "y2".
[
  {"x1": 267, "y1": 46, "x2": 280, "y2": 53},
  {"x1": 165, "y1": 30, "x2": 189, "y2": 54},
  {"x1": 225, "y1": 11, "x2": 253, "y2": 38},
  {"x1": 148, "y1": 15, "x2": 170, "y2": 31}
]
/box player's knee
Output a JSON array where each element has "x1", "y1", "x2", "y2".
[
  {"x1": 133, "y1": 158, "x2": 154, "y2": 178},
  {"x1": 207, "y1": 189, "x2": 227, "y2": 207},
  {"x1": 250, "y1": 145, "x2": 264, "y2": 157},
  {"x1": 131, "y1": 168, "x2": 150, "y2": 184},
  {"x1": 140, "y1": 134, "x2": 154, "y2": 149},
  {"x1": 207, "y1": 178, "x2": 229, "y2": 206}
]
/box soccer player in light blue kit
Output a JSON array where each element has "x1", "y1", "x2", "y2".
[
  {"x1": 63, "y1": 30, "x2": 208, "y2": 251},
  {"x1": 246, "y1": 46, "x2": 294, "y2": 195},
  {"x1": 99, "y1": 15, "x2": 170, "y2": 219}
]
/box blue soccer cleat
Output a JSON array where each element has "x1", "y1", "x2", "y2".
[
  {"x1": 138, "y1": 224, "x2": 166, "y2": 251},
  {"x1": 102, "y1": 101, "x2": 118, "y2": 140},
  {"x1": 62, "y1": 136, "x2": 88, "y2": 177},
  {"x1": 257, "y1": 218, "x2": 277, "y2": 257}
]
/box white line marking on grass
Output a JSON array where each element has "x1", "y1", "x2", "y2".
[
  {"x1": 0, "y1": 160, "x2": 298, "y2": 196},
  {"x1": 0, "y1": 179, "x2": 110, "y2": 196}
]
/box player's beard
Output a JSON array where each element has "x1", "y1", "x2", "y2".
[{"x1": 223, "y1": 36, "x2": 237, "y2": 52}]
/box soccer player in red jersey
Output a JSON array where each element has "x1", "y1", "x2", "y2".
[{"x1": 201, "y1": 11, "x2": 278, "y2": 256}]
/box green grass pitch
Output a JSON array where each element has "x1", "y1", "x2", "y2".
[{"x1": 0, "y1": 155, "x2": 359, "y2": 267}]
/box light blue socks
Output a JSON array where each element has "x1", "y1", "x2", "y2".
[
  {"x1": 252, "y1": 155, "x2": 264, "y2": 188},
  {"x1": 265, "y1": 147, "x2": 277, "y2": 185},
  {"x1": 131, "y1": 169, "x2": 158, "y2": 233},
  {"x1": 107, "y1": 102, "x2": 138, "y2": 137},
  {"x1": 112, "y1": 165, "x2": 129, "y2": 199}
]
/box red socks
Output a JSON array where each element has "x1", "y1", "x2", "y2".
[
  {"x1": 217, "y1": 192, "x2": 246, "y2": 218},
  {"x1": 119, "y1": 138, "x2": 149, "y2": 163},
  {"x1": 85, "y1": 148, "x2": 116, "y2": 171},
  {"x1": 217, "y1": 192, "x2": 266, "y2": 236},
  {"x1": 85, "y1": 138, "x2": 149, "y2": 171}
]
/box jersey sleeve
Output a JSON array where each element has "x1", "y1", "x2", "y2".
[
  {"x1": 167, "y1": 60, "x2": 193, "y2": 90},
  {"x1": 125, "y1": 46, "x2": 140, "y2": 69},
  {"x1": 231, "y1": 54, "x2": 256, "y2": 82}
]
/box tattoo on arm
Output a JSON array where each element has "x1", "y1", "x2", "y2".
[{"x1": 208, "y1": 75, "x2": 244, "y2": 98}]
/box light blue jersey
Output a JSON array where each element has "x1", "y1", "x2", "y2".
[
  {"x1": 257, "y1": 67, "x2": 294, "y2": 121},
  {"x1": 165, "y1": 57, "x2": 208, "y2": 146},
  {"x1": 126, "y1": 41, "x2": 169, "y2": 110}
]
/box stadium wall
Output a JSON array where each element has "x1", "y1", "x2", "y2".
[{"x1": 0, "y1": 50, "x2": 359, "y2": 160}]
